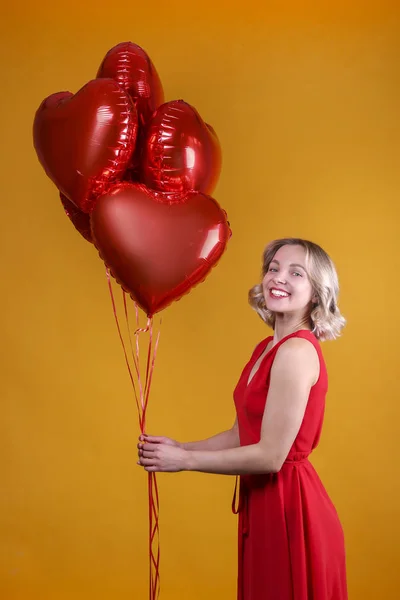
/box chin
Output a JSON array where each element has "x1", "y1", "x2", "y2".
[
  {"x1": 264, "y1": 303, "x2": 282, "y2": 316},
  {"x1": 264, "y1": 296, "x2": 289, "y2": 311}
]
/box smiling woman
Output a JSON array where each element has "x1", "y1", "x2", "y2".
[
  {"x1": 249, "y1": 237, "x2": 346, "y2": 341},
  {"x1": 138, "y1": 237, "x2": 348, "y2": 600}
]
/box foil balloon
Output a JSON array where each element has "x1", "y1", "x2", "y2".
[
  {"x1": 33, "y1": 79, "x2": 138, "y2": 213},
  {"x1": 139, "y1": 100, "x2": 222, "y2": 196},
  {"x1": 90, "y1": 182, "x2": 231, "y2": 316},
  {"x1": 97, "y1": 42, "x2": 164, "y2": 128},
  {"x1": 60, "y1": 193, "x2": 92, "y2": 243}
]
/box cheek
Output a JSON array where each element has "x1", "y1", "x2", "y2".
[
  {"x1": 262, "y1": 280, "x2": 270, "y2": 294},
  {"x1": 262, "y1": 273, "x2": 271, "y2": 287},
  {"x1": 298, "y1": 281, "x2": 314, "y2": 300}
]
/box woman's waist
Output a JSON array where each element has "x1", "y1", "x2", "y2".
[
  {"x1": 282, "y1": 450, "x2": 311, "y2": 465},
  {"x1": 238, "y1": 451, "x2": 312, "y2": 487}
]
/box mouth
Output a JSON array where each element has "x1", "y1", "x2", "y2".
[{"x1": 268, "y1": 287, "x2": 291, "y2": 299}]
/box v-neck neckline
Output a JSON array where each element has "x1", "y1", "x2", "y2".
[{"x1": 246, "y1": 329, "x2": 314, "y2": 388}]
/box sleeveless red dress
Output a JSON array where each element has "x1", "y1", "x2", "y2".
[{"x1": 233, "y1": 330, "x2": 347, "y2": 600}]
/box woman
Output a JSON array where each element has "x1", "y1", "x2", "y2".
[{"x1": 137, "y1": 237, "x2": 348, "y2": 600}]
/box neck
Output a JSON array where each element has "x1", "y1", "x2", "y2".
[{"x1": 272, "y1": 314, "x2": 311, "y2": 344}]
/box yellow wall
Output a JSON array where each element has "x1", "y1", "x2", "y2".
[{"x1": 1, "y1": 1, "x2": 399, "y2": 598}]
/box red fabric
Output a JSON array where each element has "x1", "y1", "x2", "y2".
[{"x1": 233, "y1": 330, "x2": 347, "y2": 600}]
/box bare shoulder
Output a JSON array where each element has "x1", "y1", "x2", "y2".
[
  {"x1": 276, "y1": 336, "x2": 318, "y2": 359},
  {"x1": 273, "y1": 337, "x2": 320, "y2": 384}
]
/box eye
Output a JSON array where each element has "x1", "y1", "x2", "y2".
[
  {"x1": 268, "y1": 267, "x2": 277, "y2": 272},
  {"x1": 292, "y1": 271, "x2": 302, "y2": 277}
]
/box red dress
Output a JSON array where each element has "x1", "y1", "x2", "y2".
[{"x1": 233, "y1": 330, "x2": 347, "y2": 600}]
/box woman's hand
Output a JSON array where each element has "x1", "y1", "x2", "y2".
[
  {"x1": 137, "y1": 436, "x2": 190, "y2": 472},
  {"x1": 138, "y1": 434, "x2": 182, "y2": 450},
  {"x1": 137, "y1": 434, "x2": 188, "y2": 472}
]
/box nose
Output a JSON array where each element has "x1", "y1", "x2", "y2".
[{"x1": 274, "y1": 274, "x2": 287, "y2": 285}]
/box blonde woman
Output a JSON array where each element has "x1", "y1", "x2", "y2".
[{"x1": 138, "y1": 238, "x2": 348, "y2": 600}]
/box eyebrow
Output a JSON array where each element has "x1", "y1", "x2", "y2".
[{"x1": 270, "y1": 259, "x2": 306, "y2": 270}]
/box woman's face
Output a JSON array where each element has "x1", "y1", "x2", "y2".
[{"x1": 262, "y1": 244, "x2": 315, "y2": 318}]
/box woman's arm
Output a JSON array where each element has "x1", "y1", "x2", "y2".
[
  {"x1": 181, "y1": 418, "x2": 240, "y2": 451},
  {"x1": 138, "y1": 419, "x2": 240, "y2": 461},
  {"x1": 188, "y1": 338, "x2": 319, "y2": 474},
  {"x1": 138, "y1": 338, "x2": 319, "y2": 474}
]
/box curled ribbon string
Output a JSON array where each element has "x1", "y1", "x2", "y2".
[
  {"x1": 150, "y1": 471, "x2": 160, "y2": 595},
  {"x1": 123, "y1": 291, "x2": 140, "y2": 383},
  {"x1": 106, "y1": 270, "x2": 141, "y2": 422},
  {"x1": 134, "y1": 314, "x2": 161, "y2": 599},
  {"x1": 106, "y1": 272, "x2": 162, "y2": 600},
  {"x1": 144, "y1": 321, "x2": 161, "y2": 598}
]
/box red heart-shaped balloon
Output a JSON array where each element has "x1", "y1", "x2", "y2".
[
  {"x1": 33, "y1": 79, "x2": 138, "y2": 213},
  {"x1": 60, "y1": 193, "x2": 92, "y2": 243},
  {"x1": 139, "y1": 100, "x2": 222, "y2": 196},
  {"x1": 97, "y1": 42, "x2": 164, "y2": 128},
  {"x1": 97, "y1": 42, "x2": 164, "y2": 178},
  {"x1": 90, "y1": 182, "x2": 231, "y2": 315}
]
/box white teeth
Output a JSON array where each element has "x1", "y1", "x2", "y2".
[{"x1": 271, "y1": 289, "x2": 289, "y2": 297}]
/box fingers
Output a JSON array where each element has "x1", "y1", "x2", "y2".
[
  {"x1": 137, "y1": 443, "x2": 159, "y2": 462},
  {"x1": 138, "y1": 461, "x2": 158, "y2": 471},
  {"x1": 137, "y1": 437, "x2": 164, "y2": 467},
  {"x1": 138, "y1": 456, "x2": 156, "y2": 466},
  {"x1": 141, "y1": 450, "x2": 156, "y2": 458},
  {"x1": 137, "y1": 441, "x2": 155, "y2": 458},
  {"x1": 139, "y1": 434, "x2": 164, "y2": 443},
  {"x1": 138, "y1": 443, "x2": 157, "y2": 452},
  {"x1": 137, "y1": 450, "x2": 161, "y2": 471},
  {"x1": 137, "y1": 442, "x2": 158, "y2": 463}
]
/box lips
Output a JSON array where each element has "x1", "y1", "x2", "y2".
[{"x1": 269, "y1": 287, "x2": 291, "y2": 298}]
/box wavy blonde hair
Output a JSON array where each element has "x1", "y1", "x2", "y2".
[{"x1": 249, "y1": 238, "x2": 346, "y2": 341}]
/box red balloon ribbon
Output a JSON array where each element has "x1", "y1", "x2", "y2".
[{"x1": 106, "y1": 269, "x2": 161, "y2": 599}]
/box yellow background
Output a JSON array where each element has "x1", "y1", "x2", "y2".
[{"x1": 1, "y1": 1, "x2": 399, "y2": 598}]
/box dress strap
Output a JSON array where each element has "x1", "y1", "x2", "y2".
[
  {"x1": 232, "y1": 475, "x2": 249, "y2": 536},
  {"x1": 232, "y1": 475, "x2": 241, "y2": 514}
]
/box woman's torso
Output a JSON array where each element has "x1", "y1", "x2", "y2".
[{"x1": 234, "y1": 329, "x2": 328, "y2": 463}]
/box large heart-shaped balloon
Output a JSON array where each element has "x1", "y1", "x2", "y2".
[
  {"x1": 33, "y1": 79, "x2": 138, "y2": 213},
  {"x1": 97, "y1": 42, "x2": 164, "y2": 129},
  {"x1": 139, "y1": 100, "x2": 222, "y2": 196},
  {"x1": 90, "y1": 182, "x2": 231, "y2": 315}
]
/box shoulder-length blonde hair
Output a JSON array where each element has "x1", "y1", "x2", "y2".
[{"x1": 248, "y1": 238, "x2": 346, "y2": 341}]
